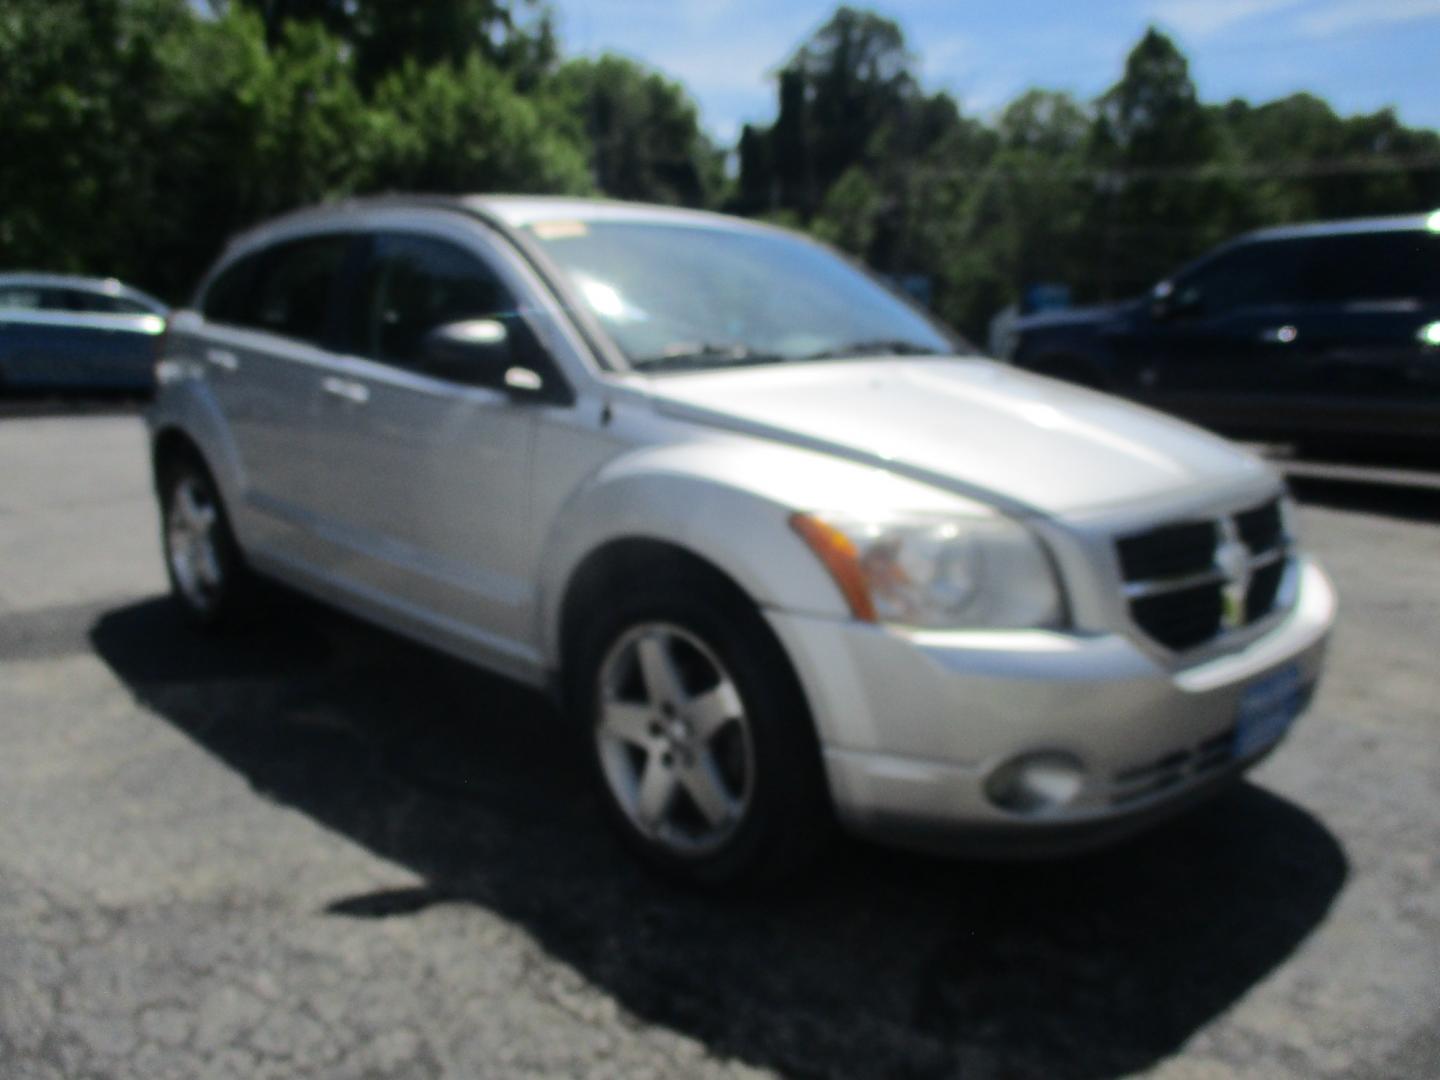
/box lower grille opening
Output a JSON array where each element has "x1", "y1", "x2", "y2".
[{"x1": 1109, "y1": 728, "x2": 1237, "y2": 806}]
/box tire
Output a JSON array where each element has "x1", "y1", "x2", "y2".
[
  {"x1": 570, "y1": 568, "x2": 832, "y2": 889},
  {"x1": 157, "y1": 452, "x2": 252, "y2": 630}
]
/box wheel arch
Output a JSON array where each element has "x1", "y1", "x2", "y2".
[
  {"x1": 556, "y1": 537, "x2": 757, "y2": 693},
  {"x1": 150, "y1": 424, "x2": 209, "y2": 489},
  {"x1": 533, "y1": 462, "x2": 856, "y2": 680},
  {"x1": 555, "y1": 532, "x2": 839, "y2": 868}
]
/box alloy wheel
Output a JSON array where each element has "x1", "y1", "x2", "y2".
[{"x1": 594, "y1": 622, "x2": 755, "y2": 856}]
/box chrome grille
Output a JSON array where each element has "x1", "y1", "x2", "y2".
[{"x1": 1116, "y1": 499, "x2": 1290, "y2": 652}]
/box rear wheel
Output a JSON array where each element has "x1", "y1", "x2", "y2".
[
  {"x1": 159, "y1": 455, "x2": 249, "y2": 629},
  {"x1": 572, "y1": 571, "x2": 831, "y2": 888}
]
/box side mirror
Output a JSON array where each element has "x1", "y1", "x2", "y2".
[
  {"x1": 420, "y1": 319, "x2": 550, "y2": 399},
  {"x1": 1150, "y1": 281, "x2": 1175, "y2": 320},
  {"x1": 1151, "y1": 281, "x2": 1201, "y2": 321}
]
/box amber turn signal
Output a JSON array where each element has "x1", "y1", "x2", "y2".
[{"x1": 789, "y1": 513, "x2": 877, "y2": 622}]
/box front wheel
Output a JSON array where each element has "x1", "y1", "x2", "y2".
[{"x1": 573, "y1": 576, "x2": 831, "y2": 888}]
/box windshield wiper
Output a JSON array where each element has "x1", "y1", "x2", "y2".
[
  {"x1": 798, "y1": 339, "x2": 950, "y2": 362},
  {"x1": 633, "y1": 338, "x2": 953, "y2": 371},
  {"x1": 631, "y1": 343, "x2": 783, "y2": 371}
]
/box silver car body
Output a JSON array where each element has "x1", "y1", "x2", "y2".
[{"x1": 149, "y1": 197, "x2": 1335, "y2": 854}]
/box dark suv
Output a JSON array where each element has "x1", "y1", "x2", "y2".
[{"x1": 1008, "y1": 213, "x2": 1440, "y2": 447}]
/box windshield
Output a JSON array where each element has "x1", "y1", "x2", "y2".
[{"x1": 524, "y1": 219, "x2": 964, "y2": 370}]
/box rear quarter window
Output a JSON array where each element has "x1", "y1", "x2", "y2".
[
  {"x1": 202, "y1": 253, "x2": 262, "y2": 326},
  {"x1": 204, "y1": 234, "x2": 351, "y2": 346},
  {"x1": 61, "y1": 290, "x2": 157, "y2": 315},
  {"x1": 1180, "y1": 240, "x2": 1307, "y2": 314},
  {"x1": 0, "y1": 287, "x2": 57, "y2": 311},
  {"x1": 1300, "y1": 232, "x2": 1440, "y2": 304}
]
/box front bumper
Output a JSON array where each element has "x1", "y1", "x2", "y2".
[{"x1": 764, "y1": 557, "x2": 1336, "y2": 856}]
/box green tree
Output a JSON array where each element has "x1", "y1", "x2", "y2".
[
  {"x1": 0, "y1": 0, "x2": 589, "y2": 300},
  {"x1": 227, "y1": 0, "x2": 557, "y2": 88},
  {"x1": 811, "y1": 167, "x2": 883, "y2": 254},
  {"x1": 145, "y1": 9, "x2": 375, "y2": 295},
  {"x1": 552, "y1": 55, "x2": 722, "y2": 206},
  {"x1": 362, "y1": 54, "x2": 591, "y2": 195},
  {"x1": 5, "y1": 0, "x2": 1440, "y2": 334},
  {"x1": 1226, "y1": 95, "x2": 1440, "y2": 221},
  {"x1": 931, "y1": 91, "x2": 1093, "y2": 336},
  {"x1": 0, "y1": 0, "x2": 275, "y2": 298},
  {"x1": 739, "y1": 7, "x2": 920, "y2": 217},
  {"x1": 1087, "y1": 27, "x2": 1251, "y2": 296}
]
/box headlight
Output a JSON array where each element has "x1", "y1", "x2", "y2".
[{"x1": 790, "y1": 510, "x2": 1065, "y2": 630}]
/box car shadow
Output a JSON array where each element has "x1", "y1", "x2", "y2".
[
  {"x1": 1289, "y1": 474, "x2": 1440, "y2": 523},
  {"x1": 0, "y1": 390, "x2": 147, "y2": 420},
  {"x1": 90, "y1": 596, "x2": 1347, "y2": 1079}
]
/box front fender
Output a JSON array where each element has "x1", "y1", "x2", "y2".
[
  {"x1": 532, "y1": 434, "x2": 991, "y2": 665},
  {"x1": 147, "y1": 371, "x2": 247, "y2": 518},
  {"x1": 532, "y1": 445, "x2": 847, "y2": 663}
]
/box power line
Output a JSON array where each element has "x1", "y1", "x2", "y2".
[{"x1": 896, "y1": 152, "x2": 1440, "y2": 183}]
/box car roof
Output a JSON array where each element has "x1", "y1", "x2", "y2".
[
  {"x1": 1241, "y1": 211, "x2": 1439, "y2": 243},
  {"x1": 227, "y1": 194, "x2": 777, "y2": 249},
  {"x1": 0, "y1": 271, "x2": 166, "y2": 310},
  {"x1": 205, "y1": 195, "x2": 795, "y2": 306},
  {"x1": 465, "y1": 195, "x2": 760, "y2": 231}
]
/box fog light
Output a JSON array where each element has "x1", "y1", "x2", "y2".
[{"x1": 985, "y1": 751, "x2": 1086, "y2": 814}]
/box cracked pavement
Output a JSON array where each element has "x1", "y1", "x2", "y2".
[{"x1": 0, "y1": 411, "x2": 1437, "y2": 1078}]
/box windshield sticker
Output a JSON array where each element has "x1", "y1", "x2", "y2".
[{"x1": 531, "y1": 220, "x2": 589, "y2": 241}]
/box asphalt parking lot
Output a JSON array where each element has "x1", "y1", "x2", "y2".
[{"x1": 1, "y1": 408, "x2": 1437, "y2": 1079}]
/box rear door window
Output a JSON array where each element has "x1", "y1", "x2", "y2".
[
  {"x1": 247, "y1": 234, "x2": 352, "y2": 346},
  {"x1": 60, "y1": 290, "x2": 157, "y2": 315},
  {"x1": 349, "y1": 233, "x2": 516, "y2": 369},
  {"x1": 1299, "y1": 232, "x2": 1440, "y2": 304},
  {"x1": 202, "y1": 252, "x2": 262, "y2": 326},
  {"x1": 1177, "y1": 240, "x2": 1306, "y2": 316}
]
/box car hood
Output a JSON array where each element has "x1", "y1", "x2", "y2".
[{"x1": 642, "y1": 357, "x2": 1273, "y2": 517}]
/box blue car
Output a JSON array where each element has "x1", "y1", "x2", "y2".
[{"x1": 0, "y1": 273, "x2": 168, "y2": 393}]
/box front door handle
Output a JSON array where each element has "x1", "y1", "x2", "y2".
[
  {"x1": 206, "y1": 348, "x2": 240, "y2": 372},
  {"x1": 1259, "y1": 325, "x2": 1299, "y2": 344},
  {"x1": 320, "y1": 375, "x2": 370, "y2": 405}
]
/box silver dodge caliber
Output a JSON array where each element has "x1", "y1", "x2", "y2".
[{"x1": 149, "y1": 196, "x2": 1335, "y2": 886}]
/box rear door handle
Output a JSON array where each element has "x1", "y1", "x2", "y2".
[
  {"x1": 206, "y1": 348, "x2": 239, "y2": 372},
  {"x1": 321, "y1": 376, "x2": 370, "y2": 405}
]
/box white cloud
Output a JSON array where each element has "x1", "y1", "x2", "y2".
[
  {"x1": 1145, "y1": 0, "x2": 1303, "y2": 40},
  {"x1": 1147, "y1": 0, "x2": 1440, "y2": 41},
  {"x1": 1298, "y1": 0, "x2": 1440, "y2": 36},
  {"x1": 564, "y1": 4, "x2": 793, "y2": 87},
  {"x1": 918, "y1": 33, "x2": 974, "y2": 80}
]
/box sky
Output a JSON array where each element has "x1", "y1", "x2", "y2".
[{"x1": 551, "y1": 0, "x2": 1440, "y2": 143}]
